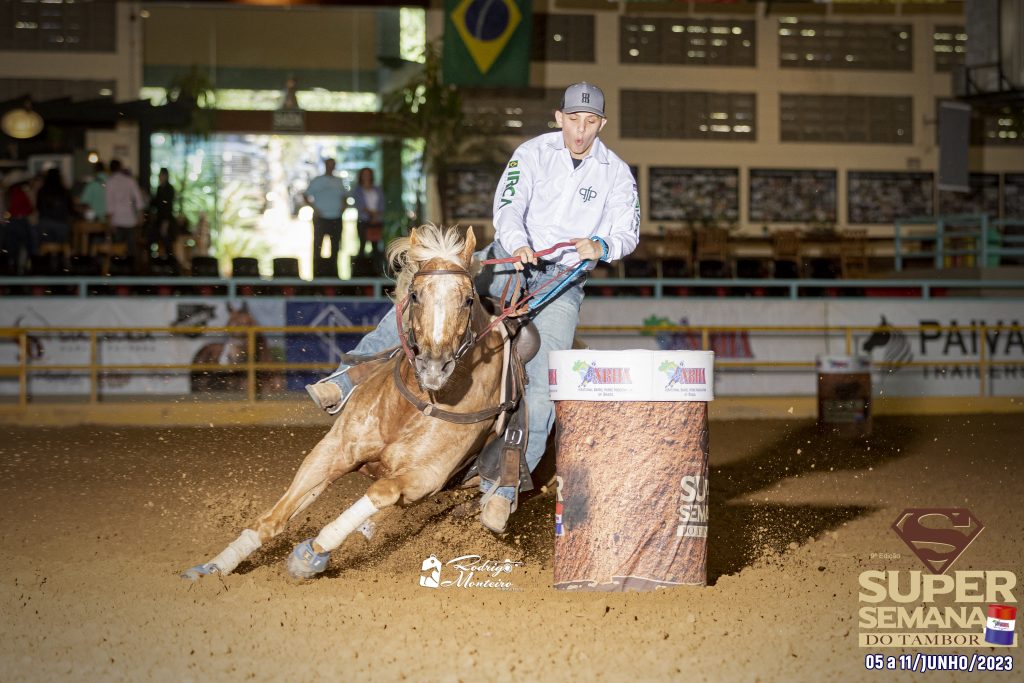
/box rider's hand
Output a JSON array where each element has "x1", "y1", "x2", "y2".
[
  {"x1": 573, "y1": 237, "x2": 604, "y2": 261},
  {"x1": 512, "y1": 246, "x2": 537, "y2": 271}
]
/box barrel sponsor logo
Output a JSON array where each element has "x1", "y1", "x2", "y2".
[
  {"x1": 572, "y1": 360, "x2": 633, "y2": 389},
  {"x1": 554, "y1": 475, "x2": 565, "y2": 536},
  {"x1": 658, "y1": 360, "x2": 706, "y2": 389},
  {"x1": 677, "y1": 474, "x2": 708, "y2": 538}
]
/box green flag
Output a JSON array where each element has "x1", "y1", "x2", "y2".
[{"x1": 443, "y1": 0, "x2": 532, "y2": 87}]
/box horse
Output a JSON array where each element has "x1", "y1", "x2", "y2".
[
  {"x1": 190, "y1": 301, "x2": 283, "y2": 395},
  {"x1": 183, "y1": 225, "x2": 509, "y2": 580}
]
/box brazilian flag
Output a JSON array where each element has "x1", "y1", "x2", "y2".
[{"x1": 443, "y1": 0, "x2": 532, "y2": 87}]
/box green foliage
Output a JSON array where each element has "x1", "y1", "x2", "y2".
[
  {"x1": 642, "y1": 314, "x2": 673, "y2": 337},
  {"x1": 658, "y1": 360, "x2": 677, "y2": 373},
  {"x1": 381, "y1": 42, "x2": 508, "y2": 224},
  {"x1": 572, "y1": 360, "x2": 588, "y2": 373}
]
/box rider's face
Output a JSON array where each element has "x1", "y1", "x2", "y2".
[{"x1": 555, "y1": 110, "x2": 607, "y2": 159}]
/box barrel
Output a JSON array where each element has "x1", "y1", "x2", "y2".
[
  {"x1": 548, "y1": 349, "x2": 715, "y2": 592},
  {"x1": 816, "y1": 355, "x2": 872, "y2": 438}
]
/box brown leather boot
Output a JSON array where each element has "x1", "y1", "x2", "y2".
[{"x1": 479, "y1": 495, "x2": 512, "y2": 534}]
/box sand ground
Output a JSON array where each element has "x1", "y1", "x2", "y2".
[{"x1": 1, "y1": 415, "x2": 1021, "y2": 682}]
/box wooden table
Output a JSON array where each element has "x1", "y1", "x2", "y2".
[{"x1": 71, "y1": 221, "x2": 110, "y2": 256}]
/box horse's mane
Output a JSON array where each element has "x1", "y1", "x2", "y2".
[{"x1": 387, "y1": 224, "x2": 478, "y2": 299}]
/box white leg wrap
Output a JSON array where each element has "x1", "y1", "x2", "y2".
[
  {"x1": 314, "y1": 495, "x2": 379, "y2": 552},
  {"x1": 210, "y1": 528, "x2": 261, "y2": 575}
]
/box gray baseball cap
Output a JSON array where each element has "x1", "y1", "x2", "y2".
[{"x1": 560, "y1": 82, "x2": 605, "y2": 117}]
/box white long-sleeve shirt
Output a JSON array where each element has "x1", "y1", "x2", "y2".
[{"x1": 492, "y1": 131, "x2": 640, "y2": 268}]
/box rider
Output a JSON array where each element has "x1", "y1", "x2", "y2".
[{"x1": 306, "y1": 82, "x2": 639, "y2": 533}]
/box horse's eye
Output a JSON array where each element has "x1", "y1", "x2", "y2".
[
  {"x1": 464, "y1": 296, "x2": 474, "y2": 308},
  {"x1": 409, "y1": 291, "x2": 419, "y2": 304}
]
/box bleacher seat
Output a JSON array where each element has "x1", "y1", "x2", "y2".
[
  {"x1": 108, "y1": 256, "x2": 133, "y2": 277},
  {"x1": 69, "y1": 255, "x2": 101, "y2": 277},
  {"x1": 273, "y1": 257, "x2": 300, "y2": 279},
  {"x1": 314, "y1": 256, "x2": 338, "y2": 279},
  {"x1": 149, "y1": 255, "x2": 181, "y2": 277},
  {"x1": 231, "y1": 257, "x2": 260, "y2": 278},
  {"x1": 190, "y1": 256, "x2": 220, "y2": 277}
]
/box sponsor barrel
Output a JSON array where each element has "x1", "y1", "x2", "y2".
[
  {"x1": 548, "y1": 349, "x2": 714, "y2": 591},
  {"x1": 816, "y1": 355, "x2": 872, "y2": 438}
]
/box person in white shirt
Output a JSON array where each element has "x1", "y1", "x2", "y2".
[
  {"x1": 104, "y1": 159, "x2": 146, "y2": 265},
  {"x1": 306, "y1": 83, "x2": 639, "y2": 533},
  {"x1": 304, "y1": 158, "x2": 346, "y2": 277}
]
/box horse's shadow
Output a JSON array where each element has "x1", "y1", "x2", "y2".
[{"x1": 705, "y1": 417, "x2": 922, "y2": 583}]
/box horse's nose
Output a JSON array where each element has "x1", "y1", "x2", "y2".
[{"x1": 414, "y1": 355, "x2": 455, "y2": 390}]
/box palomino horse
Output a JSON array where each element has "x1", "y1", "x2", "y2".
[{"x1": 183, "y1": 225, "x2": 508, "y2": 580}]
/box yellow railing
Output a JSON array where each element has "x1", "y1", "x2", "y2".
[{"x1": 1, "y1": 323, "x2": 1021, "y2": 406}]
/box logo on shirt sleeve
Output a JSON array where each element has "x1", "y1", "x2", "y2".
[
  {"x1": 498, "y1": 169, "x2": 521, "y2": 209},
  {"x1": 508, "y1": 160, "x2": 518, "y2": 168}
]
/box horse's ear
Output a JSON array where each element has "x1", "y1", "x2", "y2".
[
  {"x1": 409, "y1": 227, "x2": 420, "y2": 248},
  {"x1": 461, "y1": 226, "x2": 476, "y2": 264}
]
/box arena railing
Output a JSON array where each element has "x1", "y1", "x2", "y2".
[
  {"x1": 2, "y1": 276, "x2": 1024, "y2": 299},
  {"x1": 1, "y1": 323, "x2": 1019, "y2": 407},
  {"x1": 893, "y1": 215, "x2": 1024, "y2": 271}
]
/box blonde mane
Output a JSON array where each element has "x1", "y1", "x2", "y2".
[{"x1": 387, "y1": 224, "x2": 477, "y2": 297}]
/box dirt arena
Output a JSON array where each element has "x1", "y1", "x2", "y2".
[{"x1": 1, "y1": 414, "x2": 1021, "y2": 682}]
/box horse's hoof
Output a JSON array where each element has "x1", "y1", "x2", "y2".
[
  {"x1": 287, "y1": 539, "x2": 330, "y2": 579},
  {"x1": 181, "y1": 562, "x2": 220, "y2": 581}
]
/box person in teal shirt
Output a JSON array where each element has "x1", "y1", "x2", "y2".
[{"x1": 79, "y1": 161, "x2": 107, "y2": 221}]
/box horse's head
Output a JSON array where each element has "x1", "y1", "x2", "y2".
[{"x1": 393, "y1": 225, "x2": 478, "y2": 391}]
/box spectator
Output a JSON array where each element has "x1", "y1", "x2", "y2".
[
  {"x1": 105, "y1": 159, "x2": 145, "y2": 265},
  {"x1": 35, "y1": 168, "x2": 75, "y2": 245},
  {"x1": 303, "y1": 158, "x2": 345, "y2": 277},
  {"x1": 351, "y1": 167, "x2": 384, "y2": 256},
  {"x1": 148, "y1": 167, "x2": 177, "y2": 257},
  {"x1": 79, "y1": 161, "x2": 107, "y2": 221},
  {"x1": 1, "y1": 171, "x2": 35, "y2": 273}
]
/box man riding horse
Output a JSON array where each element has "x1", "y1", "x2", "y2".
[{"x1": 307, "y1": 82, "x2": 640, "y2": 534}]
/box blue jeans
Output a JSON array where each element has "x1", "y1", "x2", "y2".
[{"x1": 324, "y1": 241, "x2": 586, "y2": 501}]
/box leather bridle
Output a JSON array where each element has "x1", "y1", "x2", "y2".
[
  {"x1": 395, "y1": 266, "x2": 477, "y2": 368},
  {"x1": 393, "y1": 264, "x2": 518, "y2": 424}
]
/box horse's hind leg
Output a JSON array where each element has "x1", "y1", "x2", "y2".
[
  {"x1": 287, "y1": 472, "x2": 431, "y2": 579},
  {"x1": 182, "y1": 426, "x2": 361, "y2": 580}
]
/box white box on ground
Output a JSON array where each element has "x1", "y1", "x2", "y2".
[{"x1": 548, "y1": 349, "x2": 715, "y2": 402}]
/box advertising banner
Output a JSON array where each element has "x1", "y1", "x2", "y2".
[
  {"x1": 0, "y1": 299, "x2": 284, "y2": 396},
  {"x1": 2, "y1": 297, "x2": 1021, "y2": 399}
]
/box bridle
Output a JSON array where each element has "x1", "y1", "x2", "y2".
[
  {"x1": 391, "y1": 241, "x2": 586, "y2": 424},
  {"x1": 395, "y1": 265, "x2": 478, "y2": 368},
  {"x1": 393, "y1": 263, "x2": 519, "y2": 424}
]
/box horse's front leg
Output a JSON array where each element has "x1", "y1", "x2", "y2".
[
  {"x1": 181, "y1": 421, "x2": 368, "y2": 580},
  {"x1": 287, "y1": 464, "x2": 444, "y2": 580}
]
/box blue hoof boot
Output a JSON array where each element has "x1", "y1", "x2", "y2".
[
  {"x1": 287, "y1": 539, "x2": 330, "y2": 579},
  {"x1": 181, "y1": 562, "x2": 220, "y2": 581}
]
